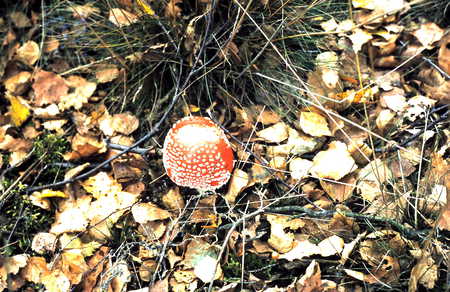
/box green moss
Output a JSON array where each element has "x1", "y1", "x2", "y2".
[
  {"x1": 223, "y1": 252, "x2": 277, "y2": 282},
  {"x1": 33, "y1": 133, "x2": 70, "y2": 163},
  {"x1": 0, "y1": 180, "x2": 53, "y2": 256}
]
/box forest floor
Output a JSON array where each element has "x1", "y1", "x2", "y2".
[{"x1": 0, "y1": 0, "x2": 449, "y2": 291}]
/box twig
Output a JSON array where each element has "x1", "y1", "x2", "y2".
[
  {"x1": 264, "y1": 206, "x2": 431, "y2": 240},
  {"x1": 106, "y1": 142, "x2": 149, "y2": 156}
]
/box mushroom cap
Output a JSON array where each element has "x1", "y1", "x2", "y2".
[{"x1": 163, "y1": 116, "x2": 234, "y2": 191}]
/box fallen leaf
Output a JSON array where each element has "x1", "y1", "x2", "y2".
[
  {"x1": 70, "y1": 3, "x2": 100, "y2": 19},
  {"x1": 289, "y1": 158, "x2": 313, "y2": 180},
  {"x1": 409, "y1": 250, "x2": 438, "y2": 291},
  {"x1": 95, "y1": 66, "x2": 119, "y2": 83},
  {"x1": 31, "y1": 233, "x2": 57, "y2": 254},
  {"x1": 412, "y1": 22, "x2": 444, "y2": 48},
  {"x1": 165, "y1": 0, "x2": 183, "y2": 19},
  {"x1": 376, "y1": 109, "x2": 396, "y2": 131},
  {"x1": 256, "y1": 122, "x2": 289, "y2": 143},
  {"x1": 7, "y1": 95, "x2": 30, "y2": 127},
  {"x1": 50, "y1": 194, "x2": 92, "y2": 234},
  {"x1": 380, "y1": 87, "x2": 407, "y2": 112},
  {"x1": 279, "y1": 239, "x2": 320, "y2": 261},
  {"x1": 320, "y1": 172, "x2": 357, "y2": 202},
  {"x1": 59, "y1": 75, "x2": 96, "y2": 110},
  {"x1": 63, "y1": 133, "x2": 107, "y2": 161},
  {"x1": 81, "y1": 246, "x2": 109, "y2": 292},
  {"x1": 317, "y1": 235, "x2": 344, "y2": 257},
  {"x1": 109, "y1": 8, "x2": 139, "y2": 27},
  {"x1": 110, "y1": 112, "x2": 139, "y2": 135},
  {"x1": 310, "y1": 141, "x2": 357, "y2": 180},
  {"x1": 21, "y1": 257, "x2": 50, "y2": 284},
  {"x1": 16, "y1": 41, "x2": 40, "y2": 66},
  {"x1": 438, "y1": 34, "x2": 450, "y2": 75},
  {"x1": 132, "y1": 202, "x2": 172, "y2": 223},
  {"x1": 161, "y1": 187, "x2": 185, "y2": 213},
  {"x1": 299, "y1": 111, "x2": 332, "y2": 137},
  {"x1": 32, "y1": 70, "x2": 69, "y2": 106},
  {"x1": 267, "y1": 214, "x2": 295, "y2": 253},
  {"x1": 344, "y1": 269, "x2": 378, "y2": 284},
  {"x1": 348, "y1": 28, "x2": 373, "y2": 53},
  {"x1": 225, "y1": 168, "x2": 249, "y2": 204},
  {"x1": 4, "y1": 71, "x2": 31, "y2": 95},
  {"x1": 295, "y1": 260, "x2": 336, "y2": 292}
]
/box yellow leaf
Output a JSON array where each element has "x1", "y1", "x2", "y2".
[
  {"x1": 136, "y1": 0, "x2": 155, "y2": 16},
  {"x1": 34, "y1": 189, "x2": 69, "y2": 199},
  {"x1": 8, "y1": 95, "x2": 30, "y2": 127}
]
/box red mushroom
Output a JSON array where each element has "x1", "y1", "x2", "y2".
[{"x1": 162, "y1": 116, "x2": 234, "y2": 191}]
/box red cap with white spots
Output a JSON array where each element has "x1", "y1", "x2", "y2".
[{"x1": 162, "y1": 116, "x2": 234, "y2": 191}]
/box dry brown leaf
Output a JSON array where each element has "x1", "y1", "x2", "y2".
[
  {"x1": 109, "y1": 8, "x2": 139, "y2": 27},
  {"x1": 248, "y1": 163, "x2": 271, "y2": 186},
  {"x1": 63, "y1": 133, "x2": 107, "y2": 161},
  {"x1": 317, "y1": 235, "x2": 344, "y2": 257},
  {"x1": 0, "y1": 254, "x2": 29, "y2": 290},
  {"x1": 132, "y1": 202, "x2": 172, "y2": 223},
  {"x1": 358, "y1": 158, "x2": 393, "y2": 183},
  {"x1": 349, "y1": 28, "x2": 373, "y2": 53},
  {"x1": 70, "y1": 3, "x2": 100, "y2": 19},
  {"x1": 20, "y1": 256, "x2": 50, "y2": 284},
  {"x1": 295, "y1": 260, "x2": 336, "y2": 292},
  {"x1": 279, "y1": 239, "x2": 320, "y2": 261},
  {"x1": 32, "y1": 70, "x2": 69, "y2": 106},
  {"x1": 111, "y1": 113, "x2": 139, "y2": 135},
  {"x1": 256, "y1": 122, "x2": 289, "y2": 143},
  {"x1": 299, "y1": 111, "x2": 332, "y2": 137},
  {"x1": 150, "y1": 277, "x2": 169, "y2": 292},
  {"x1": 81, "y1": 246, "x2": 109, "y2": 292},
  {"x1": 59, "y1": 75, "x2": 96, "y2": 110},
  {"x1": 344, "y1": 269, "x2": 378, "y2": 284},
  {"x1": 289, "y1": 158, "x2": 313, "y2": 180},
  {"x1": 50, "y1": 194, "x2": 92, "y2": 234},
  {"x1": 380, "y1": 87, "x2": 407, "y2": 112},
  {"x1": 181, "y1": 239, "x2": 222, "y2": 283},
  {"x1": 320, "y1": 172, "x2": 357, "y2": 202},
  {"x1": 225, "y1": 168, "x2": 249, "y2": 204},
  {"x1": 162, "y1": 187, "x2": 185, "y2": 213},
  {"x1": 139, "y1": 260, "x2": 157, "y2": 282},
  {"x1": 438, "y1": 34, "x2": 450, "y2": 76},
  {"x1": 190, "y1": 195, "x2": 216, "y2": 224},
  {"x1": 310, "y1": 141, "x2": 357, "y2": 180},
  {"x1": 267, "y1": 214, "x2": 295, "y2": 253},
  {"x1": 340, "y1": 232, "x2": 366, "y2": 265},
  {"x1": 31, "y1": 233, "x2": 57, "y2": 254},
  {"x1": 15, "y1": 41, "x2": 40, "y2": 66},
  {"x1": 138, "y1": 221, "x2": 167, "y2": 241},
  {"x1": 34, "y1": 104, "x2": 60, "y2": 118},
  {"x1": 376, "y1": 109, "x2": 396, "y2": 131},
  {"x1": 250, "y1": 105, "x2": 282, "y2": 125},
  {"x1": 412, "y1": 22, "x2": 444, "y2": 48},
  {"x1": 409, "y1": 250, "x2": 438, "y2": 291},
  {"x1": 4, "y1": 71, "x2": 31, "y2": 95},
  {"x1": 96, "y1": 66, "x2": 119, "y2": 83},
  {"x1": 267, "y1": 127, "x2": 324, "y2": 156}
]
